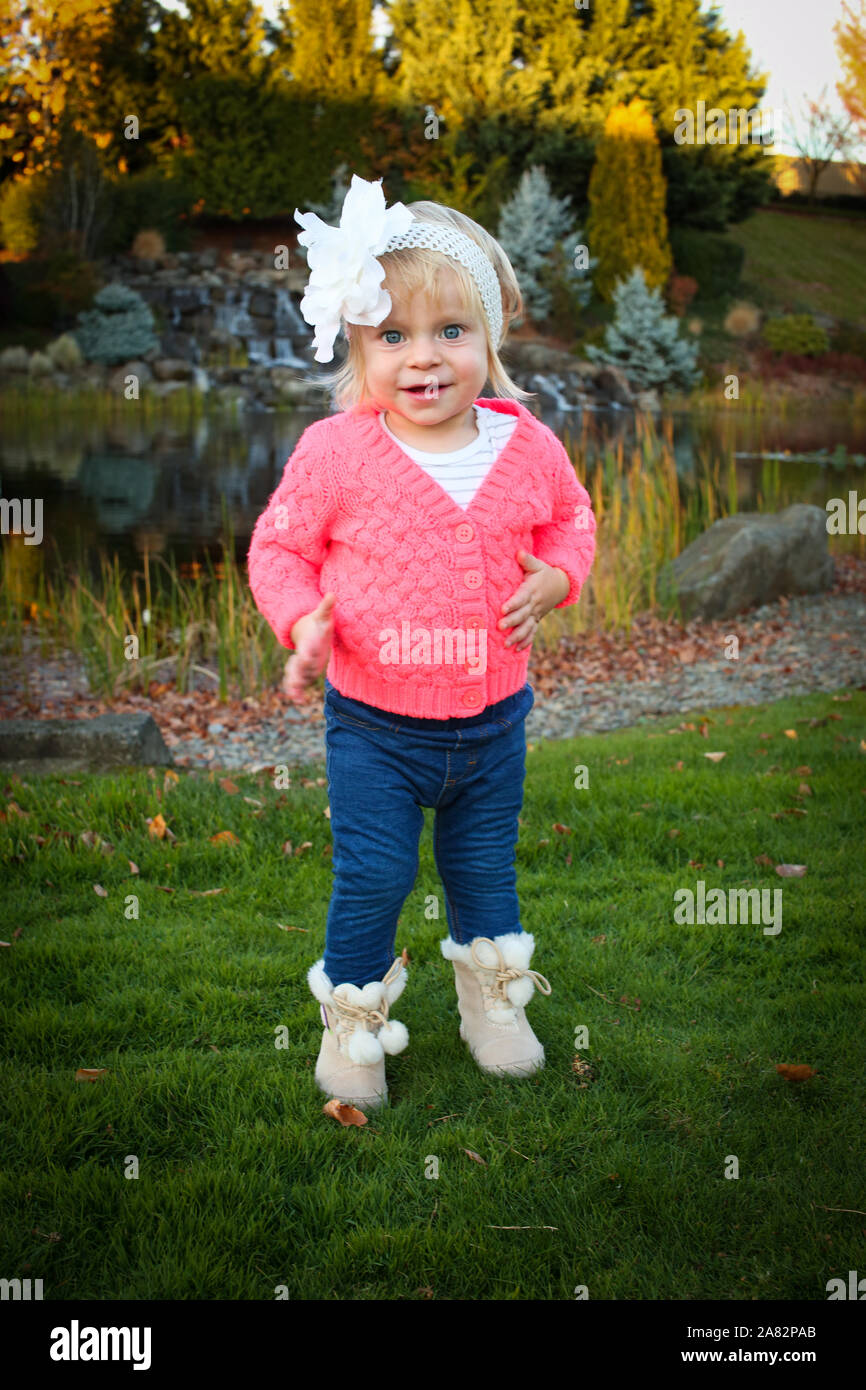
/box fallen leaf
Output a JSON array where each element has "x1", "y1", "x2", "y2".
[
  {"x1": 776, "y1": 1064, "x2": 817, "y2": 1082},
  {"x1": 189, "y1": 887, "x2": 228, "y2": 896},
  {"x1": 775, "y1": 864, "x2": 807, "y2": 877},
  {"x1": 794, "y1": 766, "x2": 812, "y2": 776},
  {"x1": 128, "y1": 861, "x2": 139, "y2": 875},
  {"x1": 322, "y1": 1098, "x2": 367, "y2": 1126},
  {"x1": 797, "y1": 783, "x2": 812, "y2": 796},
  {"x1": 210, "y1": 830, "x2": 239, "y2": 845},
  {"x1": 276, "y1": 922, "x2": 309, "y2": 932},
  {"x1": 754, "y1": 854, "x2": 775, "y2": 867},
  {"x1": 93, "y1": 883, "x2": 107, "y2": 897},
  {"x1": 783, "y1": 729, "x2": 798, "y2": 740},
  {"x1": 294, "y1": 841, "x2": 313, "y2": 856},
  {"x1": 401, "y1": 946, "x2": 410, "y2": 965},
  {"x1": 668, "y1": 828, "x2": 681, "y2": 838},
  {"x1": 462, "y1": 1149, "x2": 488, "y2": 1166},
  {"x1": 147, "y1": 813, "x2": 168, "y2": 840},
  {"x1": 219, "y1": 778, "x2": 240, "y2": 794},
  {"x1": 552, "y1": 822, "x2": 573, "y2": 835},
  {"x1": 75, "y1": 1068, "x2": 108, "y2": 1082},
  {"x1": 704, "y1": 751, "x2": 726, "y2": 762}
]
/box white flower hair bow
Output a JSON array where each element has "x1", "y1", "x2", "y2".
[{"x1": 294, "y1": 175, "x2": 415, "y2": 363}]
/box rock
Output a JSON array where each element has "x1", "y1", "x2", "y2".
[
  {"x1": 664, "y1": 504, "x2": 834, "y2": 621},
  {"x1": 151, "y1": 357, "x2": 195, "y2": 381},
  {"x1": 0, "y1": 713, "x2": 174, "y2": 775},
  {"x1": 28, "y1": 351, "x2": 55, "y2": 377},
  {"x1": 500, "y1": 341, "x2": 589, "y2": 374},
  {"x1": 46, "y1": 334, "x2": 84, "y2": 371},
  {"x1": 594, "y1": 365, "x2": 635, "y2": 407},
  {"x1": 0, "y1": 345, "x2": 30, "y2": 372}
]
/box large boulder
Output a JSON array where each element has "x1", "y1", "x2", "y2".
[
  {"x1": 0, "y1": 712, "x2": 174, "y2": 775},
  {"x1": 665, "y1": 503, "x2": 834, "y2": 621}
]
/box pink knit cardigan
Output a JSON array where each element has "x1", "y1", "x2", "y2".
[{"x1": 246, "y1": 396, "x2": 596, "y2": 718}]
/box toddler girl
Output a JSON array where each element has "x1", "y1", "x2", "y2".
[{"x1": 247, "y1": 174, "x2": 596, "y2": 1109}]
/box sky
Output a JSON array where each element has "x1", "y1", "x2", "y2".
[{"x1": 160, "y1": 0, "x2": 858, "y2": 158}]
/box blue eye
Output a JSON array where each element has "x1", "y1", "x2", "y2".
[
  {"x1": 382, "y1": 330, "x2": 402, "y2": 344},
  {"x1": 443, "y1": 324, "x2": 463, "y2": 339}
]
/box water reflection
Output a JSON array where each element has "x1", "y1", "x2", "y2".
[{"x1": 1, "y1": 400, "x2": 863, "y2": 579}]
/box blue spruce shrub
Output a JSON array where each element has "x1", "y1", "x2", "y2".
[
  {"x1": 586, "y1": 266, "x2": 701, "y2": 392},
  {"x1": 73, "y1": 282, "x2": 160, "y2": 365}
]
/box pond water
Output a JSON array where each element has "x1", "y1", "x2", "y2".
[{"x1": 1, "y1": 399, "x2": 863, "y2": 582}]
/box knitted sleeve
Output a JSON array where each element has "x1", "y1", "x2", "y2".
[
  {"x1": 531, "y1": 437, "x2": 596, "y2": 608},
  {"x1": 246, "y1": 423, "x2": 338, "y2": 651}
]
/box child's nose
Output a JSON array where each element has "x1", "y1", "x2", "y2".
[{"x1": 406, "y1": 335, "x2": 442, "y2": 365}]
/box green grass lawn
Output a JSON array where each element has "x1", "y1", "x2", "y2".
[
  {"x1": 2, "y1": 689, "x2": 864, "y2": 1300},
  {"x1": 727, "y1": 209, "x2": 866, "y2": 322}
]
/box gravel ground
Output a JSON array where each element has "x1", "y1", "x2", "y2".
[
  {"x1": 2, "y1": 587, "x2": 863, "y2": 775},
  {"x1": 166, "y1": 590, "x2": 866, "y2": 772}
]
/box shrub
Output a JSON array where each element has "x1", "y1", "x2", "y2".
[
  {"x1": 586, "y1": 99, "x2": 672, "y2": 302},
  {"x1": 93, "y1": 172, "x2": 195, "y2": 258},
  {"x1": 586, "y1": 265, "x2": 701, "y2": 392},
  {"x1": 667, "y1": 273, "x2": 698, "y2": 316},
  {"x1": 3, "y1": 251, "x2": 100, "y2": 332},
  {"x1": 0, "y1": 174, "x2": 52, "y2": 255},
  {"x1": 73, "y1": 282, "x2": 160, "y2": 365},
  {"x1": 668, "y1": 227, "x2": 745, "y2": 300},
  {"x1": 131, "y1": 228, "x2": 167, "y2": 260},
  {"x1": 762, "y1": 314, "x2": 829, "y2": 357},
  {"x1": 724, "y1": 300, "x2": 761, "y2": 337}
]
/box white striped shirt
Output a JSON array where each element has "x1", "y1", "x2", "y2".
[{"x1": 379, "y1": 404, "x2": 519, "y2": 510}]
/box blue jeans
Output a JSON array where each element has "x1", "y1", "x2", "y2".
[{"x1": 322, "y1": 676, "x2": 535, "y2": 987}]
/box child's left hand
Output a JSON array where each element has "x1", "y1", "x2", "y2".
[{"x1": 498, "y1": 550, "x2": 569, "y2": 652}]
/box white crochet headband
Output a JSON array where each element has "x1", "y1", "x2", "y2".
[{"x1": 294, "y1": 174, "x2": 503, "y2": 363}]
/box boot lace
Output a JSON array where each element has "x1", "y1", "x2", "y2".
[
  {"x1": 469, "y1": 937, "x2": 551, "y2": 1011},
  {"x1": 331, "y1": 956, "x2": 404, "y2": 1041}
]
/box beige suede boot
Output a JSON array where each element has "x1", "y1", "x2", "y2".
[
  {"x1": 306, "y1": 956, "x2": 409, "y2": 1110},
  {"x1": 440, "y1": 933, "x2": 551, "y2": 1076}
]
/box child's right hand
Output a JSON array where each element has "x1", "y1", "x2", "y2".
[{"x1": 282, "y1": 593, "x2": 336, "y2": 704}]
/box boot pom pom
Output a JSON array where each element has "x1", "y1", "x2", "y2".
[
  {"x1": 379, "y1": 1019, "x2": 409, "y2": 1055},
  {"x1": 348, "y1": 1029, "x2": 384, "y2": 1065},
  {"x1": 488, "y1": 1003, "x2": 517, "y2": 1024},
  {"x1": 507, "y1": 975, "x2": 535, "y2": 1008}
]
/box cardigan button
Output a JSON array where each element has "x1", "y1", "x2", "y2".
[
  {"x1": 455, "y1": 522, "x2": 474, "y2": 543},
  {"x1": 466, "y1": 616, "x2": 483, "y2": 629},
  {"x1": 464, "y1": 569, "x2": 482, "y2": 588},
  {"x1": 462, "y1": 689, "x2": 482, "y2": 707}
]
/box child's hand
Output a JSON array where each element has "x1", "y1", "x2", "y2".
[
  {"x1": 282, "y1": 593, "x2": 336, "y2": 703},
  {"x1": 498, "y1": 551, "x2": 570, "y2": 652}
]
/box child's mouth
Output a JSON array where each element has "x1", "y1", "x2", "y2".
[{"x1": 402, "y1": 384, "x2": 450, "y2": 396}]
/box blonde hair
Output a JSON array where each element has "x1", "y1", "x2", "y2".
[{"x1": 305, "y1": 199, "x2": 535, "y2": 411}]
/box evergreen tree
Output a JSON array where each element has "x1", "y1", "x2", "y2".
[
  {"x1": 73, "y1": 282, "x2": 160, "y2": 365},
  {"x1": 496, "y1": 165, "x2": 595, "y2": 322},
  {"x1": 286, "y1": 0, "x2": 383, "y2": 102},
  {"x1": 586, "y1": 266, "x2": 700, "y2": 393},
  {"x1": 586, "y1": 98, "x2": 671, "y2": 302}
]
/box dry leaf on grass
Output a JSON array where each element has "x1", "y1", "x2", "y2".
[
  {"x1": 775, "y1": 864, "x2": 807, "y2": 877},
  {"x1": 93, "y1": 883, "x2": 107, "y2": 897},
  {"x1": 75, "y1": 1068, "x2": 108, "y2": 1082},
  {"x1": 704, "y1": 751, "x2": 726, "y2": 762},
  {"x1": 776, "y1": 1064, "x2": 818, "y2": 1082},
  {"x1": 209, "y1": 830, "x2": 239, "y2": 845},
  {"x1": 219, "y1": 778, "x2": 240, "y2": 794},
  {"x1": 463, "y1": 1149, "x2": 487, "y2": 1166},
  {"x1": 322, "y1": 1098, "x2": 368, "y2": 1126}
]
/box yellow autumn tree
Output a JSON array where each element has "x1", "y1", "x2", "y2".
[{"x1": 586, "y1": 97, "x2": 672, "y2": 303}]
